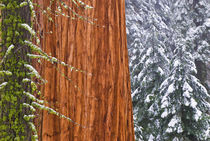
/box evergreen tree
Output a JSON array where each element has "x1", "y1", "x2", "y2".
[
  {"x1": 132, "y1": 24, "x2": 169, "y2": 141},
  {"x1": 185, "y1": 0, "x2": 210, "y2": 91},
  {"x1": 157, "y1": 0, "x2": 210, "y2": 140},
  {"x1": 127, "y1": 1, "x2": 170, "y2": 140},
  {"x1": 158, "y1": 36, "x2": 210, "y2": 141},
  {"x1": 126, "y1": 0, "x2": 210, "y2": 140}
]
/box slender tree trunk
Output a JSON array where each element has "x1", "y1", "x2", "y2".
[
  {"x1": 0, "y1": 0, "x2": 32, "y2": 140},
  {"x1": 38, "y1": 0, "x2": 135, "y2": 140}
]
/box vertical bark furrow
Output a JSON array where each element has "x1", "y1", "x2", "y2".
[{"x1": 39, "y1": 0, "x2": 135, "y2": 140}]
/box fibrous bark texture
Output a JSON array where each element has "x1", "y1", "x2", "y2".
[{"x1": 37, "y1": 0, "x2": 135, "y2": 140}]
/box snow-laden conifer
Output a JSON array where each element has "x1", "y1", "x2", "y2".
[
  {"x1": 126, "y1": 0, "x2": 210, "y2": 140},
  {"x1": 127, "y1": 1, "x2": 171, "y2": 140},
  {"x1": 158, "y1": 37, "x2": 210, "y2": 140}
]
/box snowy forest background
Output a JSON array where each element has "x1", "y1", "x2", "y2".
[{"x1": 125, "y1": 0, "x2": 210, "y2": 141}]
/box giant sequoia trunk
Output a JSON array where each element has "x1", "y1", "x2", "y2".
[{"x1": 37, "y1": 0, "x2": 135, "y2": 140}]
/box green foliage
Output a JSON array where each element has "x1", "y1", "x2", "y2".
[{"x1": 0, "y1": 0, "x2": 93, "y2": 140}]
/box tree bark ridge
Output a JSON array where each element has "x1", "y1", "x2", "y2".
[{"x1": 39, "y1": 0, "x2": 135, "y2": 140}]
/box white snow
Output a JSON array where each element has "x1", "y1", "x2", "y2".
[
  {"x1": 177, "y1": 124, "x2": 183, "y2": 133},
  {"x1": 0, "y1": 4, "x2": 5, "y2": 8},
  {"x1": 145, "y1": 58, "x2": 153, "y2": 66},
  {"x1": 166, "y1": 127, "x2": 172, "y2": 133},
  {"x1": 183, "y1": 82, "x2": 193, "y2": 93},
  {"x1": 146, "y1": 48, "x2": 153, "y2": 56},
  {"x1": 161, "y1": 83, "x2": 175, "y2": 108},
  {"x1": 130, "y1": 24, "x2": 139, "y2": 32},
  {"x1": 27, "y1": 0, "x2": 35, "y2": 18},
  {"x1": 28, "y1": 122, "x2": 38, "y2": 141},
  {"x1": 132, "y1": 49, "x2": 137, "y2": 54},
  {"x1": 173, "y1": 59, "x2": 181, "y2": 68},
  {"x1": 23, "y1": 114, "x2": 35, "y2": 121},
  {"x1": 140, "y1": 54, "x2": 146, "y2": 64},
  {"x1": 184, "y1": 97, "x2": 190, "y2": 106},
  {"x1": 204, "y1": 127, "x2": 210, "y2": 140},
  {"x1": 126, "y1": 28, "x2": 129, "y2": 34},
  {"x1": 166, "y1": 83, "x2": 175, "y2": 94},
  {"x1": 191, "y1": 75, "x2": 209, "y2": 96},
  {"x1": 172, "y1": 137, "x2": 179, "y2": 141},
  {"x1": 20, "y1": 2, "x2": 28, "y2": 7},
  {"x1": 24, "y1": 64, "x2": 46, "y2": 83},
  {"x1": 24, "y1": 64, "x2": 40, "y2": 77},
  {"x1": 137, "y1": 71, "x2": 144, "y2": 81},
  {"x1": 0, "y1": 82, "x2": 8, "y2": 90},
  {"x1": 194, "y1": 108, "x2": 202, "y2": 121},
  {"x1": 157, "y1": 46, "x2": 169, "y2": 62},
  {"x1": 132, "y1": 88, "x2": 139, "y2": 98},
  {"x1": 183, "y1": 91, "x2": 190, "y2": 98},
  {"x1": 188, "y1": 60, "x2": 197, "y2": 74},
  {"x1": 160, "y1": 77, "x2": 170, "y2": 91},
  {"x1": 148, "y1": 104, "x2": 155, "y2": 113},
  {"x1": 24, "y1": 40, "x2": 43, "y2": 54},
  {"x1": 32, "y1": 102, "x2": 82, "y2": 127},
  {"x1": 171, "y1": 106, "x2": 176, "y2": 114},
  {"x1": 21, "y1": 23, "x2": 35, "y2": 36},
  {"x1": 204, "y1": 18, "x2": 210, "y2": 27},
  {"x1": 168, "y1": 116, "x2": 179, "y2": 127},
  {"x1": 23, "y1": 103, "x2": 36, "y2": 112},
  {"x1": 189, "y1": 0, "x2": 193, "y2": 4},
  {"x1": 148, "y1": 134, "x2": 154, "y2": 141},
  {"x1": 161, "y1": 99, "x2": 169, "y2": 109},
  {"x1": 161, "y1": 109, "x2": 168, "y2": 118},
  {"x1": 0, "y1": 44, "x2": 15, "y2": 65},
  {"x1": 27, "y1": 54, "x2": 47, "y2": 60},
  {"x1": 0, "y1": 71, "x2": 12, "y2": 76},
  {"x1": 131, "y1": 55, "x2": 136, "y2": 61},
  {"x1": 22, "y1": 78, "x2": 31, "y2": 83},
  {"x1": 183, "y1": 82, "x2": 193, "y2": 102},
  {"x1": 23, "y1": 91, "x2": 44, "y2": 104},
  {"x1": 145, "y1": 94, "x2": 153, "y2": 103},
  {"x1": 166, "y1": 115, "x2": 182, "y2": 133},
  {"x1": 190, "y1": 98, "x2": 197, "y2": 108},
  {"x1": 157, "y1": 67, "x2": 164, "y2": 76},
  {"x1": 187, "y1": 27, "x2": 197, "y2": 38}
]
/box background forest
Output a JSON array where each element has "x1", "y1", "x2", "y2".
[{"x1": 126, "y1": 0, "x2": 210, "y2": 140}]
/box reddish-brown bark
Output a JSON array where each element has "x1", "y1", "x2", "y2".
[{"x1": 37, "y1": 0, "x2": 135, "y2": 140}]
